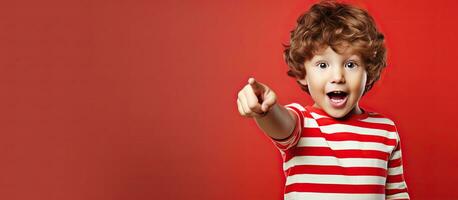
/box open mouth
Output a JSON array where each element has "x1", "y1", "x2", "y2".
[{"x1": 326, "y1": 91, "x2": 348, "y2": 108}]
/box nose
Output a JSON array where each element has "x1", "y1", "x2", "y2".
[{"x1": 330, "y1": 66, "x2": 345, "y2": 84}]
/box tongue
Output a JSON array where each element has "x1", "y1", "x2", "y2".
[
  {"x1": 329, "y1": 94, "x2": 346, "y2": 100},
  {"x1": 328, "y1": 94, "x2": 347, "y2": 108}
]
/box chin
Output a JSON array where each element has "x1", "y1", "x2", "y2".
[
  {"x1": 326, "y1": 109, "x2": 350, "y2": 119},
  {"x1": 321, "y1": 103, "x2": 357, "y2": 119}
]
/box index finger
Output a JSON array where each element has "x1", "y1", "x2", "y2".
[{"x1": 248, "y1": 77, "x2": 264, "y2": 94}]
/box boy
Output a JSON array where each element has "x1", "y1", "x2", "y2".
[{"x1": 236, "y1": 1, "x2": 410, "y2": 200}]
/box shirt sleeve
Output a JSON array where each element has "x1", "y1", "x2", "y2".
[
  {"x1": 385, "y1": 129, "x2": 410, "y2": 200},
  {"x1": 269, "y1": 103, "x2": 305, "y2": 152}
]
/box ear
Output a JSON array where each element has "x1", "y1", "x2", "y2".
[
  {"x1": 297, "y1": 75, "x2": 308, "y2": 87},
  {"x1": 364, "y1": 76, "x2": 373, "y2": 92}
]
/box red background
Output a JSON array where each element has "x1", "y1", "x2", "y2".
[{"x1": 0, "y1": 0, "x2": 457, "y2": 199}]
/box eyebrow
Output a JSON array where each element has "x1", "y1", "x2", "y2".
[
  {"x1": 347, "y1": 56, "x2": 362, "y2": 61},
  {"x1": 310, "y1": 56, "x2": 363, "y2": 66}
]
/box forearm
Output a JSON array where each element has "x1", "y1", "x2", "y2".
[{"x1": 254, "y1": 103, "x2": 297, "y2": 140}]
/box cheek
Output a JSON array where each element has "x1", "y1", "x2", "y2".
[
  {"x1": 306, "y1": 77, "x2": 327, "y2": 103},
  {"x1": 353, "y1": 71, "x2": 367, "y2": 93},
  {"x1": 361, "y1": 71, "x2": 368, "y2": 88},
  {"x1": 306, "y1": 76, "x2": 324, "y2": 93}
]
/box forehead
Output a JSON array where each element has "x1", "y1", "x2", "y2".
[
  {"x1": 308, "y1": 46, "x2": 363, "y2": 64},
  {"x1": 313, "y1": 44, "x2": 360, "y2": 58}
]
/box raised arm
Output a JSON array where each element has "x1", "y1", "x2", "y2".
[{"x1": 254, "y1": 103, "x2": 297, "y2": 140}]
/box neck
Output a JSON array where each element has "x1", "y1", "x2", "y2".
[
  {"x1": 311, "y1": 103, "x2": 364, "y2": 117},
  {"x1": 352, "y1": 104, "x2": 363, "y2": 115}
]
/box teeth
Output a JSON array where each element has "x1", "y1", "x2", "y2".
[{"x1": 330, "y1": 98, "x2": 345, "y2": 103}]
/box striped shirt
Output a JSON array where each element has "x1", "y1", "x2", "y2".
[{"x1": 269, "y1": 103, "x2": 410, "y2": 200}]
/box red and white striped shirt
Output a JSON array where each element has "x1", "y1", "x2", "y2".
[{"x1": 270, "y1": 103, "x2": 410, "y2": 200}]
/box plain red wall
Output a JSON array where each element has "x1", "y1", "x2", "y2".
[{"x1": 1, "y1": 0, "x2": 457, "y2": 199}]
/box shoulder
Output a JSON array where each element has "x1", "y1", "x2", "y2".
[
  {"x1": 362, "y1": 110, "x2": 398, "y2": 127},
  {"x1": 283, "y1": 102, "x2": 319, "y2": 118},
  {"x1": 283, "y1": 102, "x2": 308, "y2": 122},
  {"x1": 284, "y1": 102, "x2": 306, "y2": 111},
  {"x1": 361, "y1": 110, "x2": 402, "y2": 142}
]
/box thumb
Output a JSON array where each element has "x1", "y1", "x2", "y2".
[{"x1": 261, "y1": 90, "x2": 277, "y2": 112}]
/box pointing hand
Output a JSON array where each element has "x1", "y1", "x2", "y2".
[{"x1": 237, "y1": 77, "x2": 277, "y2": 118}]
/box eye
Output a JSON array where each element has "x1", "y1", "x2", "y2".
[
  {"x1": 345, "y1": 61, "x2": 358, "y2": 69},
  {"x1": 316, "y1": 62, "x2": 328, "y2": 69}
]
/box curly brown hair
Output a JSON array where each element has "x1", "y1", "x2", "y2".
[{"x1": 283, "y1": 0, "x2": 386, "y2": 93}]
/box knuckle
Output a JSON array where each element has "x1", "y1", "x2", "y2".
[
  {"x1": 237, "y1": 91, "x2": 243, "y2": 99},
  {"x1": 238, "y1": 108, "x2": 246, "y2": 115},
  {"x1": 246, "y1": 85, "x2": 254, "y2": 92},
  {"x1": 248, "y1": 103, "x2": 257, "y2": 110}
]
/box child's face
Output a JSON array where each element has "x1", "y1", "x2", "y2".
[{"x1": 298, "y1": 45, "x2": 367, "y2": 118}]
